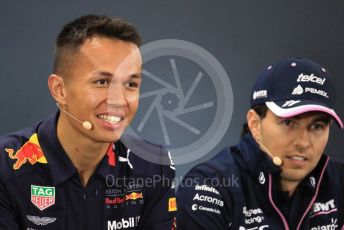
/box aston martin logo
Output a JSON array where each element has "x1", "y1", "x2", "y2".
[{"x1": 26, "y1": 215, "x2": 57, "y2": 226}]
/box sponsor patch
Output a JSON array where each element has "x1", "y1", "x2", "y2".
[
  {"x1": 253, "y1": 90, "x2": 268, "y2": 100},
  {"x1": 168, "y1": 151, "x2": 176, "y2": 170},
  {"x1": 191, "y1": 203, "x2": 221, "y2": 214},
  {"x1": 242, "y1": 206, "x2": 265, "y2": 225},
  {"x1": 304, "y1": 87, "x2": 329, "y2": 98},
  {"x1": 193, "y1": 193, "x2": 224, "y2": 206},
  {"x1": 31, "y1": 185, "x2": 55, "y2": 211},
  {"x1": 282, "y1": 100, "x2": 301, "y2": 107},
  {"x1": 258, "y1": 172, "x2": 265, "y2": 185},
  {"x1": 297, "y1": 73, "x2": 326, "y2": 85},
  {"x1": 168, "y1": 197, "x2": 177, "y2": 212},
  {"x1": 292, "y1": 85, "x2": 304, "y2": 95},
  {"x1": 107, "y1": 216, "x2": 140, "y2": 230},
  {"x1": 5, "y1": 133, "x2": 47, "y2": 170},
  {"x1": 126, "y1": 192, "x2": 143, "y2": 201},
  {"x1": 310, "y1": 177, "x2": 316, "y2": 188},
  {"x1": 310, "y1": 218, "x2": 338, "y2": 230},
  {"x1": 105, "y1": 187, "x2": 144, "y2": 209},
  {"x1": 26, "y1": 215, "x2": 56, "y2": 226},
  {"x1": 195, "y1": 184, "x2": 219, "y2": 195},
  {"x1": 310, "y1": 199, "x2": 337, "y2": 218}
]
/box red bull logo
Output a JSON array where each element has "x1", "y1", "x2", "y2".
[
  {"x1": 126, "y1": 192, "x2": 143, "y2": 201},
  {"x1": 5, "y1": 133, "x2": 47, "y2": 170}
]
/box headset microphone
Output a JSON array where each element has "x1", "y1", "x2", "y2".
[
  {"x1": 56, "y1": 103, "x2": 93, "y2": 130},
  {"x1": 256, "y1": 139, "x2": 282, "y2": 166}
]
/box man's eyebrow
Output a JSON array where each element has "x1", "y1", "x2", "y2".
[
  {"x1": 130, "y1": 73, "x2": 142, "y2": 80},
  {"x1": 312, "y1": 115, "x2": 332, "y2": 124},
  {"x1": 92, "y1": 71, "x2": 141, "y2": 80},
  {"x1": 292, "y1": 113, "x2": 332, "y2": 123},
  {"x1": 284, "y1": 113, "x2": 332, "y2": 123},
  {"x1": 94, "y1": 71, "x2": 114, "y2": 78}
]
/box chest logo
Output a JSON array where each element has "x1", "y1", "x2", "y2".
[
  {"x1": 168, "y1": 197, "x2": 177, "y2": 212},
  {"x1": 27, "y1": 215, "x2": 56, "y2": 226},
  {"x1": 258, "y1": 172, "x2": 265, "y2": 185},
  {"x1": 5, "y1": 133, "x2": 47, "y2": 170},
  {"x1": 31, "y1": 185, "x2": 55, "y2": 211},
  {"x1": 311, "y1": 199, "x2": 337, "y2": 218}
]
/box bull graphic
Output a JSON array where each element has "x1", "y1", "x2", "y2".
[{"x1": 5, "y1": 133, "x2": 47, "y2": 170}]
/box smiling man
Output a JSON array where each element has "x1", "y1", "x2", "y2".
[
  {"x1": 176, "y1": 57, "x2": 344, "y2": 229},
  {"x1": 0, "y1": 15, "x2": 176, "y2": 229}
]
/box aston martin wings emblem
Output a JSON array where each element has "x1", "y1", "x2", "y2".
[{"x1": 26, "y1": 215, "x2": 57, "y2": 226}]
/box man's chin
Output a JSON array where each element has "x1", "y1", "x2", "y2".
[{"x1": 280, "y1": 170, "x2": 308, "y2": 182}]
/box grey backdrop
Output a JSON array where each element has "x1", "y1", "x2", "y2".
[{"x1": 1, "y1": 0, "x2": 343, "y2": 179}]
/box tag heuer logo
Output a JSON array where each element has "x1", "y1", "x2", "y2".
[{"x1": 31, "y1": 185, "x2": 55, "y2": 211}]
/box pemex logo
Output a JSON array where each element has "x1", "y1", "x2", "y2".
[
  {"x1": 31, "y1": 185, "x2": 55, "y2": 211},
  {"x1": 5, "y1": 133, "x2": 47, "y2": 170}
]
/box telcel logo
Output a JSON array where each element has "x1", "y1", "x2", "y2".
[{"x1": 297, "y1": 73, "x2": 326, "y2": 85}]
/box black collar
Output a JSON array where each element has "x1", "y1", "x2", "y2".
[
  {"x1": 235, "y1": 134, "x2": 329, "y2": 193},
  {"x1": 37, "y1": 111, "x2": 119, "y2": 186}
]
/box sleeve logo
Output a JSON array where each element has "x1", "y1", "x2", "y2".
[{"x1": 168, "y1": 197, "x2": 177, "y2": 212}]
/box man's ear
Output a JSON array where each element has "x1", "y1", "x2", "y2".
[
  {"x1": 247, "y1": 109, "x2": 262, "y2": 141},
  {"x1": 48, "y1": 74, "x2": 67, "y2": 106}
]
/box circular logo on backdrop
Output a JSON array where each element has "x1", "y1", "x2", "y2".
[{"x1": 123, "y1": 39, "x2": 233, "y2": 165}]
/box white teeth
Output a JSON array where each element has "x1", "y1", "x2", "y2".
[
  {"x1": 97, "y1": 115, "x2": 121, "y2": 124},
  {"x1": 290, "y1": 156, "x2": 306, "y2": 161}
]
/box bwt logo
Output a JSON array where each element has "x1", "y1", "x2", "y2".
[
  {"x1": 108, "y1": 216, "x2": 140, "y2": 230},
  {"x1": 311, "y1": 199, "x2": 337, "y2": 217}
]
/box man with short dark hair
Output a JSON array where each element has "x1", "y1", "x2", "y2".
[
  {"x1": 176, "y1": 57, "x2": 344, "y2": 229},
  {"x1": 0, "y1": 15, "x2": 176, "y2": 229}
]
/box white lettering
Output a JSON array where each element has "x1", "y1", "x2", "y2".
[
  {"x1": 193, "y1": 193, "x2": 224, "y2": 206},
  {"x1": 313, "y1": 199, "x2": 335, "y2": 213},
  {"x1": 253, "y1": 90, "x2": 267, "y2": 100},
  {"x1": 310, "y1": 218, "x2": 338, "y2": 230},
  {"x1": 297, "y1": 73, "x2": 326, "y2": 85},
  {"x1": 245, "y1": 216, "x2": 264, "y2": 224},
  {"x1": 195, "y1": 185, "x2": 220, "y2": 195},
  {"x1": 243, "y1": 206, "x2": 263, "y2": 217},
  {"x1": 107, "y1": 216, "x2": 140, "y2": 230},
  {"x1": 305, "y1": 87, "x2": 329, "y2": 98},
  {"x1": 191, "y1": 203, "x2": 221, "y2": 214}
]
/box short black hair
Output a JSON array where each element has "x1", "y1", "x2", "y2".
[
  {"x1": 252, "y1": 104, "x2": 268, "y2": 119},
  {"x1": 241, "y1": 104, "x2": 268, "y2": 137},
  {"x1": 53, "y1": 14, "x2": 142, "y2": 75}
]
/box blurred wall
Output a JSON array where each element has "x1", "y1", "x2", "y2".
[{"x1": 1, "y1": 0, "x2": 343, "y2": 179}]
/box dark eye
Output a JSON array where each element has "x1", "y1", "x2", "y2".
[
  {"x1": 96, "y1": 79, "x2": 109, "y2": 86},
  {"x1": 126, "y1": 81, "x2": 139, "y2": 89},
  {"x1": 282, "y1": 119, "x2": 293, "y2": 126},
  {"x1": 311, "y1": 123, "x2": 324, "y2": 130}
]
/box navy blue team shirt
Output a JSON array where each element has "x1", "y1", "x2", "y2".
[{"x1": 0, "y1": 112, "x2": 176, "y2": 229}]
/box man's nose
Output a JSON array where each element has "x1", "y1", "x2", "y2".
[
  {"x1": 293, "y1": 128, "x2": 311, "y2": 152},
  {"x1": 107, "y1": 85, "x2": 126, "y2": 107}
]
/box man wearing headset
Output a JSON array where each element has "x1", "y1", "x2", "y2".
[
  {"x1": 0, "y1": 15, "x2": 176, "y2": 229},
  {"x1": 176, "y1": 57, "x2": 344, "y2": 229}
]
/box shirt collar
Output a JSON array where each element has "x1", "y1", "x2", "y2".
[
  {"x1": 95, "y1": 143, "x2": 120, "y2": 180},
  {"x1": 37, "y1": 111, "x2": 119, "y2": 185},
  {"x1": 38, "y1": 112, "x2": 77, "y2": 186},
  {"x1": 236, "y1": 134, "x2": 281, "y2": 178},
  {"x1": 298, "y1": 155, "x2": 329, "y2": 192}
]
